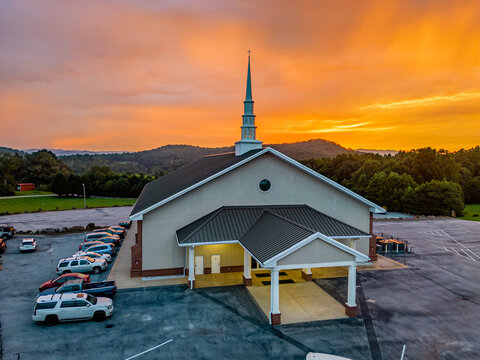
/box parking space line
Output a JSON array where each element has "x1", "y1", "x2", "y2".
[
  {"x1": 460, "y1": 249, "x2": 477, "y2": 262},
  {"x1": 440, "y1": 230, "x2": 479, "y2": 263},
  {"x1": 464, "y1": 248, "x2": 480, "y2": 260},
  {"x1": 125, "y1": 339, "x2": 173, "y2": 360}
]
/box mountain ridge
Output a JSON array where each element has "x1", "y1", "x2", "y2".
[{"x1": 59, "y1": 139, "x2": 356, "y2": 174}]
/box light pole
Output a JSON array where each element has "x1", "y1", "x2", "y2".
[{"x1": 82, "y1": 183, "x2": 86, "y2": 208}]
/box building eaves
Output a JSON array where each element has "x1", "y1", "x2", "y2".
[{"x1": 130, "y1": 147, "x2": 385, "y2": 220}]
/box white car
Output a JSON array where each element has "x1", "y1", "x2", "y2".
[
  {"x1": 32, "y1": 292, "x2": 113, "y2": 325},
  {"x1": 73, "y1": 251, "x2": 112, "y2": 263},
  {"x1": 19, "y1": 238, "x2": 37, "y2": 252}
]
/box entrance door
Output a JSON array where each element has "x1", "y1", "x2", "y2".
[
  {"x1": 194, "y1": 256, "x2": 204, "y2": 275},
  {"x1": 211, "y1": 255, "x2": 221, "y2": 274}
]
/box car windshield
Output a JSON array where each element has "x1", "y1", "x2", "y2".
[
  {"x1": 22, "y1": 240, "x2": 33, "y2": 244},
  {"x1": 86, "y1": 294, "x2": 97, "y2": 305}
]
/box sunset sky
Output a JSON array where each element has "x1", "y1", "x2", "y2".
[{"x1": 0, "y1": 0, "x2": 479, "y2": 152}]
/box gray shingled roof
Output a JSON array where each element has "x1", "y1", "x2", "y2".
[
  {"x1": 177, "y1": 205, "x2": 369, "y2": 245},
  {"x1": 176, "y1": 205, "x2": 370, "y2": 263},
  {"x1": 130, "y1": 149, "x2": 263, "y2": 217},
  {"x1": 240, "y1": 211, "x2": 315, "y2": 263}
]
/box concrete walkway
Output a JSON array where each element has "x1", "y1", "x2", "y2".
[
  {"x1": 248, "y1": 282, "x2": 347, "y2": 324},
  {"x1": 107, "y1": 221, "x2": 187, "y2": 288}
]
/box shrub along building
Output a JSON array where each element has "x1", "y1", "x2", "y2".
[{"x1": 129, "y1": 55, "x2": 386, "y2": 325}]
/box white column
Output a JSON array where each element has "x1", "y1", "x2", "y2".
[
  {"x1": 347, "y1": 263, "x2": 357, "y2": 307},
  {"x1": 243, "y1": 249, "x2": 251, "y2": 279},
  {"x1": 302, "y1": 267, "x2": 312, "y2": 275},
  {"x1": 188, "y1": 246, "x2": 195, "y2": 289},
  {"x1": 270, "y1": 268, "x2": 280, "y2": 321}
]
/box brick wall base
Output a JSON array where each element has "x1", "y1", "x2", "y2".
[
  {"x1": 270, "y1": 312, "x2": 281, "y2": 325},
  {"x1": 243, "y1": 275, "x2": 252, "y2": 286},
  {"x1": 345, "y1": 304, "x2": 357, "y2": 317},
  {"x1": 301, "y1": 271, "x2": 313, "y2": 281}
]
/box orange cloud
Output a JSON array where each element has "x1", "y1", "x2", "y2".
[{"x1": 0, "y1": 0, "x2": 479, "y2": 152}]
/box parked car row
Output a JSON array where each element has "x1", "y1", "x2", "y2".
[{"x1": 32, "y1": 222, "x2": 129, "y2": 326}]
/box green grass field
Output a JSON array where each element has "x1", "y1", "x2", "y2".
[
  {"x1": 0, "y1": 196, "x2": 136, "y2": 214},
  {"x1": 460, "y1": 204, "x2": 480, "y2": 222},
  {"x1": 14, "y1": 190, "x2": 54, "y2": 196}
]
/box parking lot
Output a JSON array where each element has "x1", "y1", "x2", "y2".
[
  {"x1": 0, "y1": 218, "x2": 479, "y2": 359},
  {"x1": 0, "y1": 231, "x2": 373, "y2": 360}
]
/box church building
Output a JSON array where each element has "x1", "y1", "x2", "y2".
[{"x1": 129, "y1": 55, "x2": 386, "y2": 325}]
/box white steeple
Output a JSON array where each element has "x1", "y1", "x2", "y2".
[{"x1": 235, "y1": 51, "x2": 263, "y2": 156}]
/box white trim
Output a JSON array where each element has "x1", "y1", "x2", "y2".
[
  {"x1": 130, "y1": 147, "x2": 385, "y2": 219},
  {"x1": 263, "y1": 232, "x2": 369, "y2": 267},
  {"x1": 178, "y1": 232, "x2": 369, "y2": 268},
  {"x1": 130, "y1": 148, "x2": 270, "y2": 219},
  {"x1": 331, "y1": 235, "x2": 371, "y2": 239},
  {"x1": 178, "y1": 238, "x2": 265, "y2": 268},
  {"x1": 177, "y1": 239, "x2": 238, "y2": 247},
  {"x1": 275, "y1": 260, "x2": 357, "y2": 270},
  {"x1": 263, "y1": 233, "x2": 319, "y2": 267}
]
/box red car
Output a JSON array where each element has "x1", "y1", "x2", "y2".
[{"x1": 38, "y1": 273, "x2": 91, "y2": 292}]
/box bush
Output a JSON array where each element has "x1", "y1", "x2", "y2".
[
  {"x1": 0, "y1": 183, "x2": 14, "y2": 196},
  {"x1": 404, "y1": 180, "x2": 464, "y2": 216},
  {"x1": 464, "y1": 177, "x2": 480, "y2": 203}
]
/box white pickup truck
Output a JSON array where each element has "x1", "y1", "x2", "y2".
[{"x1": 32, "y1": 293, "x2": 113, "y2": 325}]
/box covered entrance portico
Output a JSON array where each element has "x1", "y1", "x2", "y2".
[{"x1": 178, "y1": 207, "x2": 371, "y2": 325}]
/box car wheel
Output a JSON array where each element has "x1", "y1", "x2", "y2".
[
  {"x1": 45, "y1": 315, "x2": 58, "y2": 326},
  {"x1": 93, "y1": 267, "x2": 101, "y2": 274},
  {"x1": 93, "y1": 311, "x2": 106, "y2": 322}
]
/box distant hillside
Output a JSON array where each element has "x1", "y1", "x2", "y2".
[
  {"x1": 23, "y1": 148, "x2": 125, "y2": 156},
  {"x1": 270, "y1": 139, "x2": 355, "y2": 159},
  {"x1": 60, "y1": 139, "x2": 354, "y2": 174},
  {"x1": 356, "y1": 148, "x2": 398, "y2": 156},
  {"x1": 0, "y1": 146, "x2": 25, "y2": 155}
]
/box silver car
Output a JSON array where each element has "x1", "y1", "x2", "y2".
[
  {"x1": 20, "y1": 238, "x2": 37, "y2": 252},
  {"x1": 56, "y1": 256, "x2": 108, "y2": 275},
  {"x1": 73, "y1": 251, "x2": 112, "y2": 263}
]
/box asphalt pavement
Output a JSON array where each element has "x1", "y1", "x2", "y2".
[
  {"x1": 0, "y1": 218, "x2": 479, "y2": 359},
  {"x1": 0, "y1": 206, "x2": 133, "y2": 231}
]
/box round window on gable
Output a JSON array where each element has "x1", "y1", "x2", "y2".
[{"x1": 259, "y1": 179, "x2": 271, "y2": 192}]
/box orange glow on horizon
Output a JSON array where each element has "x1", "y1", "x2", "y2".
[{"x1": 0, "y1": 0, "x2": 479, "y2": 152}]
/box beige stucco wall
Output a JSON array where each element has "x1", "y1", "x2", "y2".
[
  {"x1": 277, "y1": 238, "x2": 355, "y2": 266},
  {"x1": 356, "y1": 237, "x2": 370, "y2": 255},
  {"x1": 142, "y1": 153, "x2": 371, "y2": 271},
  {"x1": 193, "y1": 243, "x2": 244, "y2": 268}
]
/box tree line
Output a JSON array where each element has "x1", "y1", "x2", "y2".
[
  {"x1": 0, "y1": 150, "x2": 154, "y2": 198},
  {"x1": 1, "y1": 147, "x2": 479, "y2": 215},
  {"x1": 301, "y1": 147, "x2": 480, "y2": 216},
  {"x1": 51, "y1": 166, "x2": 154, "y2": 198}
]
